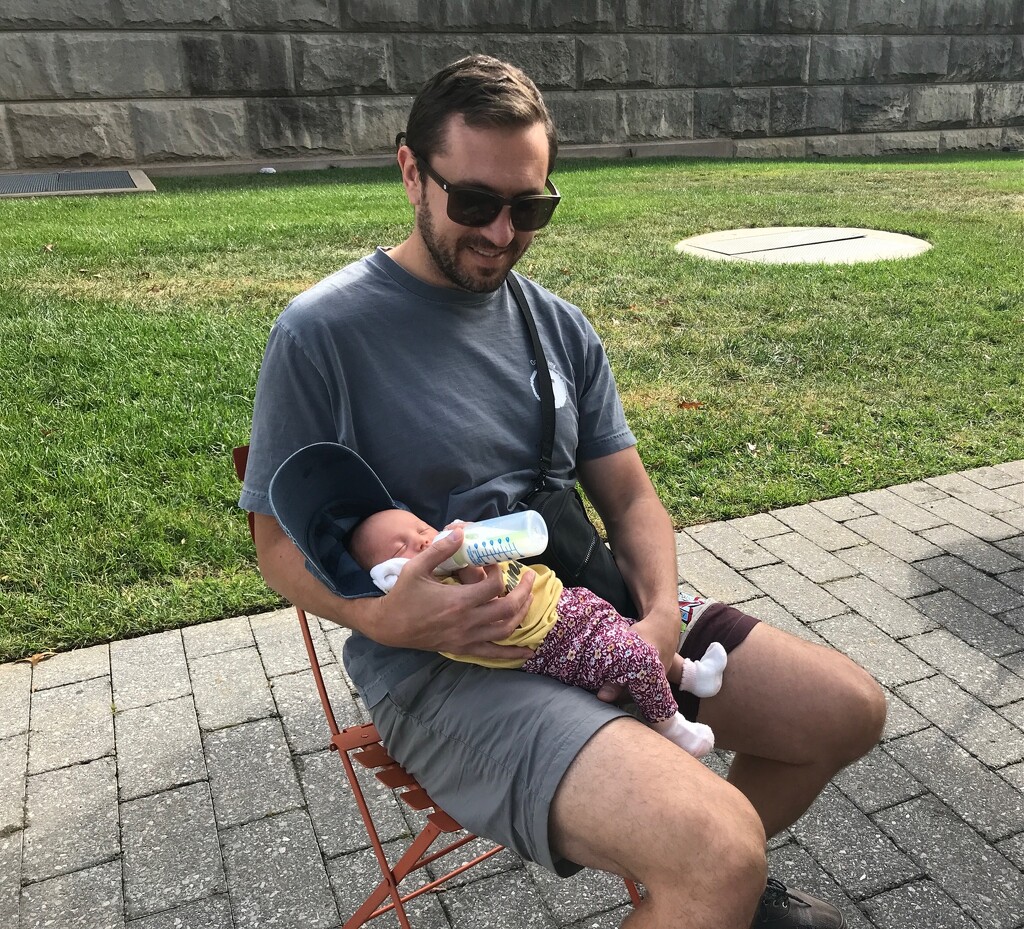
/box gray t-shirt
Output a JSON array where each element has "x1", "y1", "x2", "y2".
[{"x1": 240, "y1": 247, "x2": 636, "y2": 704}]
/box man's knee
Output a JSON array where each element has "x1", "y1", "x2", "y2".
[
  {"x1": 551, "y1": 720, "x2": 766, "y2": 883},
  {"x1": 644, "y1": 786, "x2": 767, "y2": 916},
  {"x1": 844, "y1": 670, "x2": 887, "y2": 759},
  {"x1": 718, "y1": 826, "x2": 769, "y2": 908},
  {"x1": 776, "y1": 641, "x2": 888, "y2": 766},
  {"x1": 706, "y1": 787, "x2": 766, "y2": 867},
  {"x1": 638, "y1": 786, "x2": 770, "y2": 929}
]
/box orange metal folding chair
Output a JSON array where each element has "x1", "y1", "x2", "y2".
[{"x1": 233, "y1": 445, "x2": 641, "y2": 928}]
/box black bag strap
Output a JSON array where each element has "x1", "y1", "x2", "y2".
[{"x1": 507, "y1": 274, "x2": 555, "y2": 491}]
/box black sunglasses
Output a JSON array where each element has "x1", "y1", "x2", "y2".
[{"x1": 413, "y1": 155, "x2": 561, "y2": 232}]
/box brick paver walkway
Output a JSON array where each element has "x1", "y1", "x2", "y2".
[{"x1": 2, "y1": 462, "x2": 1023, "y2": 929}]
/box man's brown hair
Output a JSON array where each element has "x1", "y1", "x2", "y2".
[{"x1": 399, "y1": 55, "x2": 558, "y2": 175}]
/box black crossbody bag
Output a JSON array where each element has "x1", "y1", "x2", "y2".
[{"x1": 507, "y1": 275, "x2": 638, "y2": 619}]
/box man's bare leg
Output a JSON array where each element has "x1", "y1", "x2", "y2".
[
  {"x1": 698, "y1": 623, "x2": 887, "y2": 837},
  {"x1": 550, "y1": 717, "x2": 767, "y2": 928}
]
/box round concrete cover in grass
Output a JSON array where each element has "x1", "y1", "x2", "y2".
[{"x1": 674, "y1": 227, "x2": 931, "y2": 264}]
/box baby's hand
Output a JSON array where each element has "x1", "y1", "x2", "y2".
[
  {"x1": 439, "y1": 521, "x2": 486, "y2": 584},
  {"x1": 455, "y1": 565, "x2": 488, "y2": 586}
]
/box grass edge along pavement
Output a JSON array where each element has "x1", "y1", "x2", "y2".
[{"x1": 0, "y1": 152, "x2": 1021, "y2": 661}]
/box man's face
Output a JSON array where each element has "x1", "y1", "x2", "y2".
[{"x1": 411, "y1": 117, "x2": 551, "y2": 293}]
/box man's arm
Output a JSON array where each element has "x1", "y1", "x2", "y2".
[
  {"x1": 577, "y1": 447, "x2": 680, "y2": 670},
  {"x1": 254, "y1": 513, "x2": 535, "y2": 660}
]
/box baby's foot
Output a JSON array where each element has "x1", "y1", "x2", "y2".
[
  {"x1": 651, "y1": 713, "x2": 715, "y2": 758},
  {"x1": 681, "y1": 642, "x2": 728, "y2": 698}
]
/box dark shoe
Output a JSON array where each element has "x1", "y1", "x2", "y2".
[{"x1": 750, "y1": 878, "x2": 847, "y2": 928}]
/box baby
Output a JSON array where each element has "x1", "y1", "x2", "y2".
[{"x1": 349, "y1": 507, "x2": 727, "y2": 758}]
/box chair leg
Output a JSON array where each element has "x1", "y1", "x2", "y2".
[{"x1": 344, "y1": 821, "x2": 445, "y2": 929}]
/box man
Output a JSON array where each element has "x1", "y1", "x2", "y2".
[{"x1": 241, "y1": 55, "x2": 886, "y2": 928}]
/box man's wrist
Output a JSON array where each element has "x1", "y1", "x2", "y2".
[{"x1": 636, "y1": 605, "x2": 682, "y2": 665}]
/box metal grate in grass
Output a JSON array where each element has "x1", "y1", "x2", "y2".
[{"x1": 0, "y1": 169, "x2": 155, "y2": 198}]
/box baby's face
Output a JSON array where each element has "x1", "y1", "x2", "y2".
[{"x1": 350, "y1": 509, "x2": 438, "y2": 568}]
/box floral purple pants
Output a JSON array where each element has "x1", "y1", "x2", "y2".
[{"x1": 519, "y1": 586, "x2": 677, "y2": 724}]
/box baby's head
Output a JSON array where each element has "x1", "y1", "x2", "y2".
[{"x1": 349, "y1": 508, "x2": 439, "y2": 570}]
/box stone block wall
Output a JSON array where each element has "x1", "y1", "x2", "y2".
[{"x1": 1, "y1": 1, "x2": 1022, "y2": 172}]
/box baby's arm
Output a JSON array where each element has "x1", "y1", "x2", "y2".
[{"x1": 372, "y1": 557, "x2": 485, "y2": 590}]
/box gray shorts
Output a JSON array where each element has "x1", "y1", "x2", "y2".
[
  {"x1": 368, "y1": 602, "x2": 760, "y2": 875},
  {"x1": 369, "y1": 655, "x2": 628, "y2": 875}
]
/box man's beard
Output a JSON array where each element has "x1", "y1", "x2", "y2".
[{"x1": 417, "y1": 196, "x2": 529, "y2": 293}]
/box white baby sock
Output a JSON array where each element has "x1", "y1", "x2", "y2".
[
  {"x1": 680, "y1": 642, "x2": 728, "y2": 698},
  {"x1": 651, "y1": 713, "x2": 715, "y2": 758}
]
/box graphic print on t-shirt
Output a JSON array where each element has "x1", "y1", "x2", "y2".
[{"x1": 530, "y1": 368, "x2": 569, "y2": 408}]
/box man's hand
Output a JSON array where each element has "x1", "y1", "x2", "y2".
[
  {"x1": 370, "y1": 526, "x2": 535, "y2": 660},
  {"x1": 596, "y1": 606, "x2": 679, "y2": 703}
]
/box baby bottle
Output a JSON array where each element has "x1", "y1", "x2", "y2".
[{"x1": 434, "y1": 512, "x2": 548, "y2": 574}]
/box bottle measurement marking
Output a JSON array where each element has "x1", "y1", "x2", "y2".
[{"x1": 466, "y1": 536, "x2": 522, "y2": 565}]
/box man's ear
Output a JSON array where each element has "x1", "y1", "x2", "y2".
[{"x1": 396, "y1": 146, "x2": 422, "y2": 207}]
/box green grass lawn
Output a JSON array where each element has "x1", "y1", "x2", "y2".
[{"x1": 1, "y1": 153, "x2": 1022, "y2": 661}]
